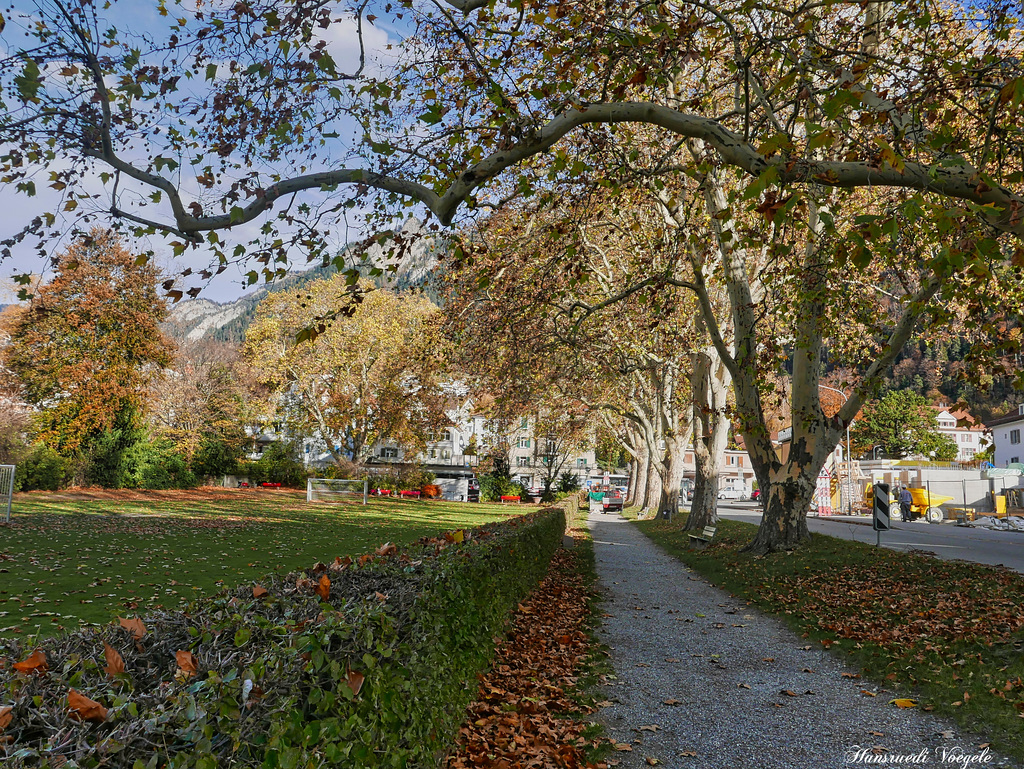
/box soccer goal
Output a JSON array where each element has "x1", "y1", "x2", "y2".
[
  {"x1": 307, "y1": 477, "x2": 368, "y2": 505},
  {"x1": 0, "y1": 465, "x2": 14, "y2": 523}
]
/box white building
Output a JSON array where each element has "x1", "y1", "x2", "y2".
[
  {"x1": 934, "y1": 407, "x2": 990, "y2": 462},
  {"x1": 990, "y1": 405, "x2": 1024, "y2": 467}
]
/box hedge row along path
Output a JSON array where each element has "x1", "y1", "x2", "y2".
[{"x1": 586, "y1": 505, "x2": 1022, "y2": 769}]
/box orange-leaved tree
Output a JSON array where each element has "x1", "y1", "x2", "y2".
[{"x1": 1, "y1": 229, "x2": 174, "y2": 457}]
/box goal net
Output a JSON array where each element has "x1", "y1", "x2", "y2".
[
  {"x1": 307, "y1": 477, "x2": 368, "y2": 505},
  {"x1": 0, "y1": 465, "x2": 13, "y2": 523}
]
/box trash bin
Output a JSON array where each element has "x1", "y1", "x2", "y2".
[{"x1": 661, "y1": 509, "x2": 670, "y2": 519}]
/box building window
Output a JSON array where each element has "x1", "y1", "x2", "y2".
[
  {"x1": 381, "y1": 447, "x2": 398, "y2": 459},
  {"x1": 517, "y1": 456, "x2": 531, "y2": 467},
  {"x1": 428, "y1": 449, "x2": 436, "y2": 459},
  {"x1": 1011, "y1": 429, "x2": 1021, "y2": 445},
  {"x1": 577, "y1": 458, "x2": 587, "y2": 467},
  {"x1": 728, "y1": 456, "x2": 737, "y2": 465},
  {"x1": 444, "y1": 430, "x2": 452, "y2": 442},
  {"x1": 520, "y1": 418, "x2": 529, "y2": 429},
  {"x1": 1012, "y1": 457, "x2": 1020, "y2": 464},
  {"x1": 964, "y1": 448, "x2": 975, "y2": 457},
  {"x1": 518, "y1": 437, "x2": 531, "y2": 449}
]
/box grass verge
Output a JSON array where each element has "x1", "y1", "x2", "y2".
[
  {"x1": 0, "y1": 489, "x2": 524, "y2": 639},
  {"x1": 632, "y1": 515, "x2": 1024, "y2": 763}
]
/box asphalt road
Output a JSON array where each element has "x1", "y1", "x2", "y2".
[{"x1": 717, "y1": 500, "x2": 1024, "y2": 574}]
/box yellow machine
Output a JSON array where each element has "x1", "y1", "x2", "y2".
[{"x1": 863, "y1": 486, "x2": 953, "y2": 523}]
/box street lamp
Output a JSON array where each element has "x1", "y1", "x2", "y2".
[{"x1": 820, "y1": 385, "x2": 854, "y2": 515}]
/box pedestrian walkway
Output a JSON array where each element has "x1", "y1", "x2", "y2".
[{"x1": 588, "y1": 504, "x2": 1021, "y2": 769}]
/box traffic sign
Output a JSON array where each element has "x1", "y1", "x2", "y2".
[{"x1": 873, "y1": 483, "x2": 890, "y2": 532}]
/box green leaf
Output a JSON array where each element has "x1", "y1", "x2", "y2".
[
  {"x1": 234, "y1": 627, "x2": 251, "y2": 646},
  {"x1": 15, "y1": 57, "x2": 42, "y2": 102}
]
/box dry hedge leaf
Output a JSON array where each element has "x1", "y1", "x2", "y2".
[
  {"x1": 252, "y1": 585, "x2": 268, "y2": 598},
  {"x1": 0, "y1": 705, "x2": 12, "y2": 731},
  {"x1": 176, "y1": 650, "x2": 198, "y2": 677},
  {"x1": 118, "y1": 617, "x2": 147, "y2": 640},
  {"x1": 12, "y1": 650, "x2": 47, "y2": 675},
  {"x1": 345, "y1": 668, "x2": 365, "y2": 696},
  {"x1": 68, "y1": 690, "x2": 107, "y2": 722},
  {"x1": 315, "y1": 575, "x2": 331, "y2": 601},
  {"x1": 103, "y1": 643, "x2": 125, "y2": 677}
]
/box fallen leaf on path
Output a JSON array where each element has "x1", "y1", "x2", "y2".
[
  {"x1": 842, "y1": 673, "x2": 861, "y2": 679},
  {"x1": 679, "y1": 750, "x2": 697, "y2": 757},
  {"x1": 645, "y1": 758, "x2": 660, "y2": 766},
  {"x1": 615, "y1": 743, "x2": 633, "y2": 752},
  {"x1": 638, "y1": 725, "x2": 661, "y2": 732},
  {"x1": 781, "y1": 690, "x2": 799, "y2": 697},
  {"x1": 890, "y1": 698, "x2": 917, "y2": 708},
  {"x1": 861, "y1": 690, "x2": 878, "y2": 697},
  {"x1": 68, "y1": 690, "x2": 107, "y2": 722},
  {"x1": 662, "y1": 699, "x2": 682, "y2": 706},
  {"x1": 738, "y1": 683, "x2": 751, "y2": 689}
]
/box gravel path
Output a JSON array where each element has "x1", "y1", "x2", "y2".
[{"x1": 589, "y1": 504, "x2": 1022, "y2": 769}]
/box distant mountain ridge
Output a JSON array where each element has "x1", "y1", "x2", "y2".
[{"x1": 163, "y1": 218, "x2": 446, "y2": 345}]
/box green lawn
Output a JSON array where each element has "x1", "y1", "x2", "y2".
[{"x1": 0, "y1": 488, "x2": 524, "y2": 640}]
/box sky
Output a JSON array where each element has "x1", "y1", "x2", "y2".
[{"x1": 0, "y1": 0, "x2": 404, "y2": 304}]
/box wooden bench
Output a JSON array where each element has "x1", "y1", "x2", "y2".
[
  {"x1": 500, "y1": 495, "x2": 521, "y2": 504},
  {"x1": 688, "y1": 525, "x2": 716, "y2": 550}
]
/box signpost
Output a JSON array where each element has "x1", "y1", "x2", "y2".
[{"x1": 872, "y1": 482, "x2": 890, "y2": 547}]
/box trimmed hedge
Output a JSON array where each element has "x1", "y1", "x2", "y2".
[{"x1": 0, "y1": 508, "x2": 566, "y2": 768}]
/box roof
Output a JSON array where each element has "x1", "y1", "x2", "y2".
[
  {"x1": 988, "y1": 407, "x2": 1024, "y2": 428},
  {"x1": 934, "y1": 407, "x2": 988, "y2": 432}
]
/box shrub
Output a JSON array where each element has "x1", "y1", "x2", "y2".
[
  {"x1": 12, "y1": 444, "x2": 70, "y2": 491},
  {"x1": 558, "y1": 472, "x2": 581, "y2": 494},
  {"x1": 189, "y1": 434, "x2": 243, "y2": 479},
  {"x1": 243, "y1": 442, "x2": 307, "y2": 487},
  {"x1": 0, "y1": 508, "x2": 565, "y2": 768},
  {"x1": 123, "y1": 440, "x2": 197, "y2": 490},
  {"x1": 479, "y1": 472, "x2": 527, "y2": 502}
]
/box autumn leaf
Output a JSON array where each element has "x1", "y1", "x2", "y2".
[
  {"x1": 315, "y1": 574, "x2": 331, "y2": 600},
  {"x1": 103, "y1": 643, "x2": 125, "y2": 677},
  {"x1": 841, "y1": 673, "x2": 861, "y2": 679},
  {"x1": 68, "y1": 690, "x2": 107, "y2": 722},
  {"x1": 12, "y1": 650, "x2": 47, "y2": 674},
  {"x1": 376, "y1": 542, "x2": 397, "y2": 556},
  {"x1": 118, "y1": 616, "x2": 147, "y2": 640},
  {"x1": 176, "y1": 650, "x2": 198, "y2": 677},
  {"x1": 662, "y1": 699, "x2": 681, "y2": 706},
  {"x1": 890, "y1": 698, "x2": 917, "y2": 708},
  {"x1": 615, "y1": 743, "x2": 633, "y2": 752},
  {"x1": 253, "y1": 585, "x2": 269, "y2": 598},
  {"x1": 0, "y1": 705, "x2": 12, "y2": 731},
  {"x1": 345, "y1": 668, "x2": 365, "y2": 696},
  {"x1": 374, "y1": 591, "x2": 389, "y2": 602},
  {"x1": 645, "y1": 758, "x2": 661, "y2": 766},
  {"x1": 781, "y1": 690, "x2": 799, "y2": 697}
]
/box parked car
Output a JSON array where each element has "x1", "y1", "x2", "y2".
[
  {"x1": 750, "y1": 489, "x2": 761, "y2": 501},
  {"x1": 602, "y1": 490, "x2": 624, "y2": 511},
  {"x1": 717, "y1": 488, "x2": 744, "y2": 500}
]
